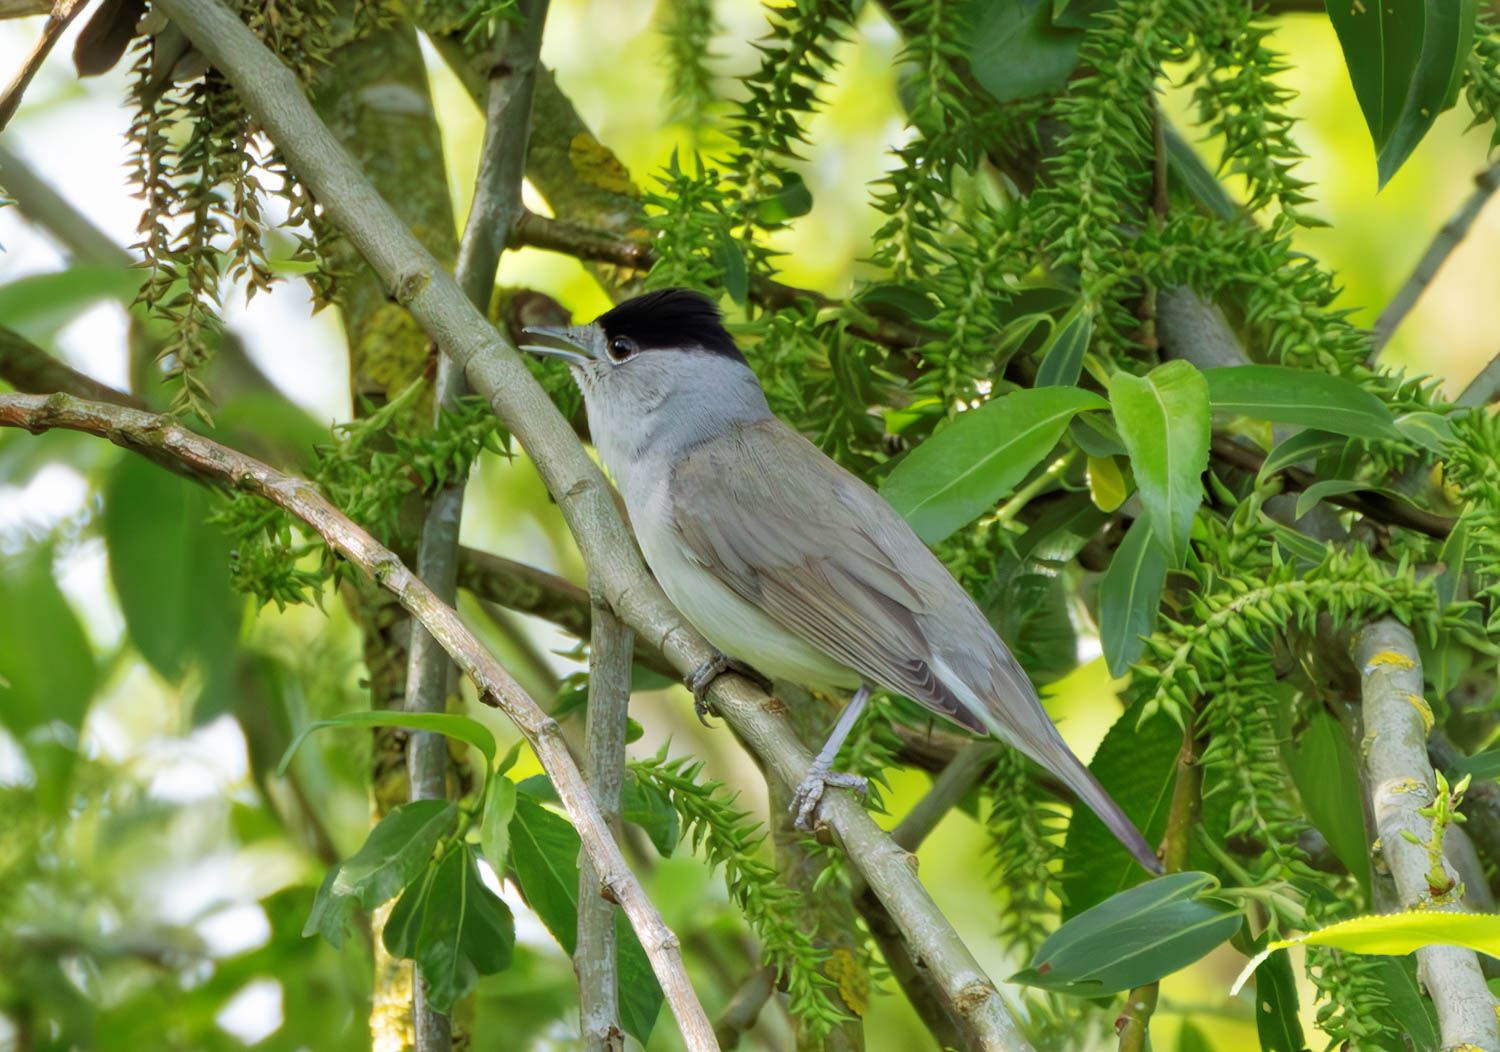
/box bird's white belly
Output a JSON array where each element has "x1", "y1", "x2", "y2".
[{"x1": 636, "y1": 512, "x2": 860, "y2": 692}]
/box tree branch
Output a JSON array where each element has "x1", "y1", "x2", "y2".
[
  {"x1": 0, "y1": 143, "x2": 134, "y2": 266},
  {"x1": 1353, "y1": 619, "x2": 1500, "y2": 1050},
  {"x1": 1372, "y1": 162, "x2": 1500, "y2": 358},
  {"x1": 576, "y1": 598, "x2": 631, "y2": 1051},
  {"x1": 0, "y1": 389, "x2": 719, "y2": 1051},
  {"x1": 890, "y1": 741, "x2": 998, "y2": 852},
  {"x1": 0, "y1": 0, "x2": 89, "y2": 130},
  {"x1": 1455, "y1": 349, "x2": 1500, "y2": 408},
  {"x1": 147, "y1": 4, "x2": 1032, "y2": 1043},
  {"x1": 511, "y1": 210, "x2": 932, "y2": 351}
]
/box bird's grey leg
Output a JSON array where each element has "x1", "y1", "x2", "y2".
[
  {"x1": 791, "y1": 685, "x2": 872, "y2": 831},
  {"x1": 685, "y1": 651, "x2": 770, "y2": 725}
]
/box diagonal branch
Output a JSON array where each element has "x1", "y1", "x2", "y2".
[
  {"x1": 0, "y1": 389, "x2": 718, "y2": 1051},
  {"x1": 0, "y1": 0, "x2": 89, "y2": 130},
  {"x1": 1353, "y1": 619, "x2": 1500, "y2": 1050},
  {"x1": 1372, "y1": 162, "x2": 1500, "y2": 358},
  {"x1": 145, "y1": 3, "x2": 1035, "y2": 1044}
]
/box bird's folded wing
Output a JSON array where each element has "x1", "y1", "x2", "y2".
[{"x1": 669, "y1": 420, "x2": 983, "y2": 732}]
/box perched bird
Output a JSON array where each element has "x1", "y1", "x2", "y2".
[{"x1": 524, "y1": 288, "x2": 1161, "y2": 873}]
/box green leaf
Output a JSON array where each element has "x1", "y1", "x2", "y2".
[
  {"x1": 417, "y1": 847, "x2": 516, "y2": 1013},
  {"x1": 1294, "y1": 479, "x2": 1370, "y2": 519},
  {"x1": 1099, "y1": 519, "x2": 1167, "y2": 677},
  {"x1": 1051, "y1": 0, "x2": 1117, "y2": 29},
  {"x1": 0, "y1": 264, "x2": 140, "y2": 339},
  {"x1": 1395, "y1": 411, "x2": 1456, "y2": 454},
  {"x1": 1203, "y1": 365, "x2": 1401, "y2": 440},
  {"x1": 1452, "y1": 747, "x2": 1500, "y2": 782},
  {"x1": 0, "y1": 544, "x2": 96, "y2": 736},
  {"x1": 480, "y1": 775, "x2": 518, "y2": 871},
  {"x1": 621, "y1": 772, "x2": 680, "y2": 857},
  {"x1": 1253, "y1": 949, "x2": 1308, "y2": 1052},
  {"x1": 1164, "y1": 123, "x2": 1238, "y2": 221},
  {"x1": 278, "y1": 710, "x2": 497, "y2": 777},
  {"x1": 1176, "y1": 1020, "x2": 1214, "y2": 1052},
  {"x1": 304, "y1": 799, "x2": 458, "y2": 948},
  {"x1": 854, "y1": 283, "x2": 938, "y2": 322},
  {"x1": 1010, "y1": 872, "x2": 1243, "y2": 995},
  {"x1": 1256, "y1": 430, "x2": 1348, "y2": 484},
  {"x1": 507, "y1": 795, "x2": 663, "y2": 1043},
  {"x1": 1035, "y1": 303, "x2": 1093, "y2": 388},
  {"x1": 712, "y1": 232, "x2": 748, "y2": 306},
  {"x1": 755, "y1": 170, "x2": 813, "y2": 225},
  {"x1": 1109, "y1": 360, "x2": 1210, "y2": 564},
  {"x1": 1061, "y1": 698, "x2": 1180, "y2": 914},
  {"x1": 1285, "y1": 713, "x2": 1372, "y2": 896},
  {"x1": 103, "y1": 456, "x2": 238, "y2": 718},
  {"x1": 880, "y1": 386, "x2": 1108, "y2": 544},
  {"x1": 1366, "y1": 956, "x2": 1441, "y2": 1050},
  {"x1": 1233, "y1": 910, "x2": 1500, "y2": 994},
  {"x1": 1325, "y1": 0, "x2": 1479, "y2": 187},
  {"x1": 968, "y1": 0, "x2": 1084, "y2": 102}
]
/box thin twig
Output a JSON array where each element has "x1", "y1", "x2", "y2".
[
  {"x1": 144, "y1": 4, "x2": 1033, "y2": 1042},
  {"x1": 1353, "y1": 619, "x2": 1500, "y2": 1050},
  {"x1": 404, "y1": 9, "x2": 548, "y2": 1047},
  {"x1": 712, "y1": 967, "x2": 776, "y2": 1050},
  {"x1": 1455, "y1": 349, "x2": 1500, "y2": 408},
  {"x1": 511, "y1": 211, "x2": 933, "y2": 351},
  {"x1": 0, "y1": 144, "x2": 134, "y2": 265},
  {"x1": 576, "y1": 598, "x2": 632, "y2": 1051},
  {"x1": 0, "y1": 0, "x2": 90, "y2": 130},
  {"x1": 891, "y1": 741, "x2": 998, "y2": 852},
  {"x1": 1118, "y1": 702, "x2": 1201, "y2": 1051},
  {"x1": 0, "y1": 390, "x2": 720, "y2": 1052},
  {"x1": 1372, "y1": 162, "x2": 1500, "y2": 358}
]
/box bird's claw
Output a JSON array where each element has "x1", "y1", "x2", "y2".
[
  {"x1": 686, "y1": 652, "x2": 768, "y2": 725},
  {"x1": 790, "y1": 762, "x2": 868, "y2": 831}
]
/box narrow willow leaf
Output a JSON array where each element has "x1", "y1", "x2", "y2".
[
  {"x1": 1203, "y1": 365, "x2": 1401, "y2": 440},
  {"x1": 1099, "y1": 519, "x2": 1166, "y2": 677},
  {"x1": 1109, "y1": 361, "x2": 1210, "y2": 564},
  {"x1": 1010, "y1": 872, "x2": 1243, "y2": 995},
  {"x1": 1035, "y1": 303, "x2": 1093, "y2": 387},
  {"x1": 1396, "y1": 411, "x2": 1456, "y2": 454},
  {"x1": 1294, "y1": 479, "x2": 1369, "y2": 519},
  {"x1": 278, "y1": 711, "x2": 497, "y2": 777},
  {"x1": 480, "y1": 775, "x2": 518, "y2": 871},
  {"x1": 1257, "y1": 430, "x2": 1347, "y2": 484},
  {"x1": 1254, "y1": 949, "x2": 1307, "y2": 1052},
  {"x1": 0, "y1": 545, "x2": 95, "y2": 735},
  {"x1": 881, "y1": 386, "x2": 1107, "y2": 544},
  {"x1": 1233, "y1": 910, "x2": 1500, "y2": 995},
  {"x1": 1286, "y1": 713, "x2": 1371, "y2": 895}
]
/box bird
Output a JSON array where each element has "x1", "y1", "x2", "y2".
[{"x1": 523, "y1": 287, "x2": 1161, "y2": 874}]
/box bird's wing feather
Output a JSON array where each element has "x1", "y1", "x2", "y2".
[{"x1": 668, "y1": 419, "x2": 987, "y2": 731}]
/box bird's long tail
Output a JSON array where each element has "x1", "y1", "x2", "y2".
[{"x1": 970, "y1": 698, "x2": 1163, "y2": 875}]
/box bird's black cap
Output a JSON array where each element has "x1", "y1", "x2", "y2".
[{"x1": 594, "y1": 288, "x2": 746, "y2": 363}]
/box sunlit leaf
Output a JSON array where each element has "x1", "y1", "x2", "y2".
[
  {"x1": 1110, "y1": 361, "x2": 1210, "y2": 564},
  {"x1": 1203, "y1": 365, "x2": 1401, "y2": 440},
  {"x1": 1099, "y1": 519, "x2": 1166, "y2": 677}
]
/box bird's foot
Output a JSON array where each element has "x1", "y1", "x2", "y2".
[
  {"x1": 790, "y1": 760, "x2": 868, "y2": 831},
  {"x1": 686, "y1": 651, "x2": 768, "y2": 725}
]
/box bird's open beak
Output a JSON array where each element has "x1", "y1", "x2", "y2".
[{"x1": 521, "y1": 325, "x2": 592, "y2": 367}]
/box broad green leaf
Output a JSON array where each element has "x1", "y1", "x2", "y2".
[
  {"x1": 1061, "y1": 698, "x2": 1180, "y2": 914},
  {"x1": 1395, "y1": 411, "x2": 1456, "y2": 454},
  {"x1": 621, "y1": 772, "x2": 680, "y2": 858},
  {"x1": 881, "y1": 386, "x2": 1107, "y2": 544},
  {"x1": 104, "y1": 456, "x2": 238, "y2": 718},
  {"x1": 414, "y1": 847, "x2": 516, "y2": 1014},
  {"x1": 480, "y1": 775, "x2": 518, "y2": 870},
  {"x1": 711, "y1": 231, "x2": 748, "y2": 306},
  {"x1": 0, "y1": 264, "x2": 140, "y2": 339},
  {"x1": 1295, "y1": 479, "x2": 1370, "y2": 519},
  {"x1": 1099, "y1": 519, "x2": 1166, "y2": 677},
  {"x1": 1069, "y1": 411, "x2": 1127, "y2": 457},
  {"x1": 382, "y1": 861, "x2": 436, "y2": 959},
  {"x1": 1051, "y1": 0, "x2": 1117, "y2": 29},
  {"x1": 854, "y1": 283, "x2": 938, "y2": 322},
  {"x1": 1204, "y1": 365, "x2": 1401, "y2": 440},
  {"x1": 969, "y1": 0, "x2": 1084, "y2": 102},
  {"x1": 304, "y1": 799, "x2": 457, "y2": 948},
  {"x1": 1253, "y1": 949, "x2": 1307, "y2": 1052},
  {"x1": 1453, "y1": 747, "x2": 1500, "y2": 782},
  {"x1": 1366, "y1": 955, "x2": 1441, "y2": 1050},
  {"x1": 1010, "y1": 872, "x2": 1243, "y2": 995},
  {"x1": 0, "y1": 545, "x2": 95, "y2": 735},
  {"x1": 508, "y1": 794, "x2": 663, "y2": 1044},
  {"x1": 1035, "y1": 304, "x2": 1093, "y2": 387},
  {"x1": 1257, "y1": 430, "x2": 1347, "y2": 484},
  {"x1": 755, "y1": 170, "x2": 813, "y2": 225},
  {"x1": 1164, "y1": 123, "x2": 1238, "y2": 221},
  {"x1": 1109, "y1": 360, "x2": 1210, "y2": 564},
  {"x1": 1326, "y1": 0, "x2": 1479, "y2": 186},
  {"x1": 1285, "y1": 713, "x2": 1371, "y2": 896},
  {"x1": 279, "y1": 710, "x2": 497, "y2": 777},
  {"x1": 1086, "y1": 455, "x2": 1126, "y2": 512},
  {"x1": 1232, "y1": 910, "x2": 1500, "y2": 994}
]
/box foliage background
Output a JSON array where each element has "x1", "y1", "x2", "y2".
[{"x1": 1, "y1": 1, "x2": 1498, "y2": 1050}]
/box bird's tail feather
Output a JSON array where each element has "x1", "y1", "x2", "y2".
[{"x1": 971, "y1": 699, "x2": 1162, "y2": 875}]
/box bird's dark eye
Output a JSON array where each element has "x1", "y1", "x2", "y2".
[{"x1": 607, "y1": 336, "x2": 636, "y2": 362}]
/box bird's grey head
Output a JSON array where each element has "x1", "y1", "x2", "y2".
[{"x1": 522, "y1": 288, "x2": 771, "y2": 467}]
